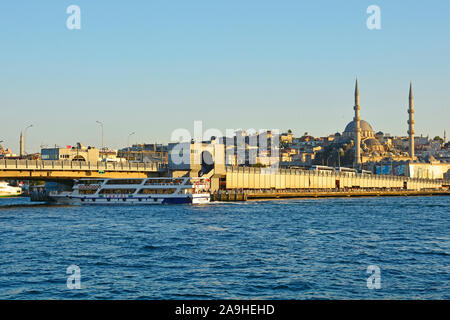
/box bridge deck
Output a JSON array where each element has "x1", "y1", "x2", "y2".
[{"x1": 0, "y1": 160, "x2": 167, "y2": 180}]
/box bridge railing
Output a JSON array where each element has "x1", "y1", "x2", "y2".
[{"x1": 0, "y1": 159, "x2": 167, "y2": 172}]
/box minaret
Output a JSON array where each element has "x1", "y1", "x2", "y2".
[
  {"x1": 19, "y1": 131, "x2": 24, "y2": 158},
  {"x1": 353, "y1": 78, "x2": 361, "y2": 168},
  {"x1": 444, "y1": 130, "x2": 447, "y2": 145},
  {"x1": 408, "y1": 82, "x2": 415, "y2": 159}
]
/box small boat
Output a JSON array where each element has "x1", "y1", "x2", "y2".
[
  {"x1": 0, "y1": 181, "x2": 23, "y2": 197},
  {"x1": 49, "y1": 177, "x2": 210, "y2": 205}
]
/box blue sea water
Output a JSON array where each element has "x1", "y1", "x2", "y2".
[{"x1": 0, "y1": 196, "x2": 448, "y2": 300}]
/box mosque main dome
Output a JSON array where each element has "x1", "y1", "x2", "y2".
[
  {"x1": 342, "y1": 119, "x2": 383, "y2": 153},
  {"x1": 343, "y1": 119, "x2": 375, "y2": 138}
]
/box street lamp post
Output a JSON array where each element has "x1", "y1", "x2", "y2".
[
  {"x1": 24, "y1": 124, "x2": 34, "y2": 156},
  {"x1": 127, "y1": 132, "x2": 135, "y2": 161},
  {"x1": 96, "y1": 121, "x2": 104, "y2": 160}
]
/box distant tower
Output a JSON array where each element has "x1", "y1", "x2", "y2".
[
  {"x1": 444, "y1": 130, "x2": 447, "y2": 145},
  {"x1": 19, "y1": 131, "x2": 24, "y2": 157},
  {"x1": 408, "y1": 82, "x2": 415, "y2": 159},
  {"x1": 353, "y1": 78, "x2": 361, "y2": 168}
]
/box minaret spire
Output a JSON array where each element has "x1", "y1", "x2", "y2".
[
  {"x1": 353, "y1": 77, "x2": 361, "y2": 168},
  {"x1": 355, "y1": 77, "x2": 360, "y2": 106},
  {"x1": 408, "y1": 82, "x2": 415, "y2": 159},
  {"x1": 409, "y1": 81, "x2": 413, "y2": 99}
]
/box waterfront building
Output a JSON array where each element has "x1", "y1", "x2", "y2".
[
  {"x1": 99, "y1": 148, "x2": 123, "y2": 162},
  {"x1": 367, "y1": 160, "x2": 450, "y2": 179},
  {"x1": 0, "y1": 144, "x2": 17, "y2": 159},
  {"x1": 168, "y1": 141, "x2": 225, "y2": 177},
  {"x1": 117, "y1": 144, "x2": 168, "y2": 163},
  {"x1": 41, "y1": 142, "x2": 99, "y2": 162}
]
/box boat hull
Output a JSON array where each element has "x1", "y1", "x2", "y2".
[
  {"x1": 0, "y1": 182, "x2": 23, "y2": 197},
  {"x1": 0, "y1": 194, "x2": 22, "y2": 198},
  {"x1": 49, "y1": 195, "x2": 207, "y2": 205},
  {"x1": 192, "y1": 194, "x2": 211, "y2": 205}
]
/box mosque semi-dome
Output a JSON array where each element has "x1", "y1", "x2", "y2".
[{"x1": 363, "y1": 138, "x2": 384, "y2": 153}]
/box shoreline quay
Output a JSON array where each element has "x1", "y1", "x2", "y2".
[{"x1": 212, "y1": 190, "x2": 450, "y2": 201}]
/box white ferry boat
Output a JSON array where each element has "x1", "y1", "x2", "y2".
[
  {"x1": 0, "y1": 181, "x2": 23, "y2": 197},
  {"x1": 49, "y1": 177, "x2": 210, "y2": 205}
]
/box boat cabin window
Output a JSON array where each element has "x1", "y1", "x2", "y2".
[
  {"x1": 78, "y1": 180, "x2": 104, "y2": 185},
  {"x1": 99, "y1": 188, "x2": 136, "y2": 194},
  {"x1": 138, "y1": 188, "x2": 176, "y2": 194},
  {"x1": 79, "y1": 190, "x2": 97, "y2": 195},
  {"x1": 106, "y1": 179, "x2": 143, "y2": 185},
  {"x1": 144, "y1": 179, "x2": 184, "y2": 185}
]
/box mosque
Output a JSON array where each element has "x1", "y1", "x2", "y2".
[
  {"x1": 333, "y1": 79, "x2": 450, "y2": 179},
  {"x1": 339, "y1": 79, "x2": 414, "y2": 166}
]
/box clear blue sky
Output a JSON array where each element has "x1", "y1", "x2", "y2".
[{"x1": 1, "y1": 0, "x2": 449, "y2": 153}]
